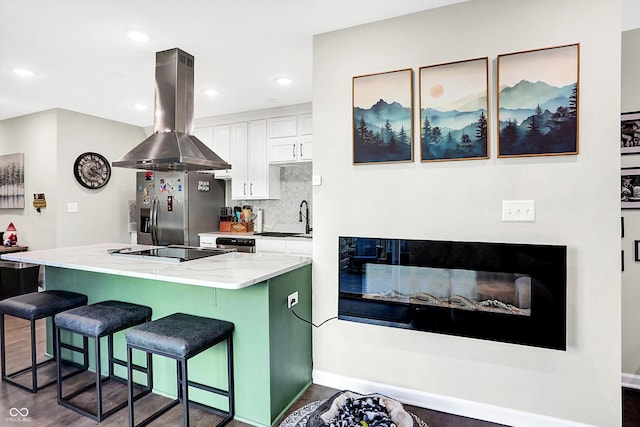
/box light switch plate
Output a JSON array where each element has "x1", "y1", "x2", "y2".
[
  {"x1": 502, "y1": 200, "x2": 535, "y2": 222},
  {"x1": 312, "y1": 175, "x2": 322, "y2": 186}
]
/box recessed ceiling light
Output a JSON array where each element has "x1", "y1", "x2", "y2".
[
  {"x1": 127, "y1": 31, "x2": 149, "y2": 42},
  {"x1": 133, "y1": 103, "x2": 148, "y2": 111},
  {"x1": 203, "y1": 89, "x2": 219, "y2": 96},
  {"x1": 12, "y1": 68, "x2": 34, "y2": 77},
  {"x1": 275, "y1": 77, "x2": 293, "y2": 86}
]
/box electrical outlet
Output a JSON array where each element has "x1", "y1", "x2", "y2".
[{"x1": 287, "y1": 291, "x2": 299, "y2": 309}]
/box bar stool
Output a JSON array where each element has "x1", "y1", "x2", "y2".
[
  {"x1": 54, "y1": 300, "x2": 153, "y2": 422},
  {"x1": 125, "y1": 313, "x2": 234, "y2": 427},
  {"x1": 0, "y1": 290, "x2": 89, "y2": 393}
]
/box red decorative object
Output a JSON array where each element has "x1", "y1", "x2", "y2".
[{"x1": 5, "y1": 222, "x2": 17, "y2": 246}]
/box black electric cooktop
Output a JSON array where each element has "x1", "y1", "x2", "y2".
[{"x1": 110, "y1": 246, "x2": 233, "y2": 263}]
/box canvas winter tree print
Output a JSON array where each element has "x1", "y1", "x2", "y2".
[
  {"x1": 352, "y1": 69, "x2": 413, "y2": 164},
  {"x1": 419, "y1": 58, "x2": 489, "y2": 162},
  {"x1": 0, "y1": 153, "x2": 25, "y2": 209},
  {"x1": 498, "y1": 44, "x2": 579, "y2": 157}
]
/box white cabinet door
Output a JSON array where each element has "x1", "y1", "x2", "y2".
[
  {"x1": 230, "y1": 120, "x2": 280, "y2": 200},
  {"x1": 194, "y1": 127, "x2": 213, "y2": 147},
  {"x1": 213, "y1": 125, "x2": 232, "y2": 180},
  {"x1": 299, "y1": 135, "x2": 312, "y2": 161},
  {"x1": 268, "y1": 116, "x2": 297, "y2": 138},
  {"x1": 268, "y1": 113, "x2": 312, "y2": 164},
  {"x1": 299, "y1": 114, "x2": 312, "y2": 135},
  {"x1": 230, "y1": 122, "x2": 248, "y2": 199},
  {"x1": 199, "y1": 235, "x2": 217, "y2": 247},
  {"x1": 269, "y1": 137, "x2": 298, "y2": 163},
  {"x1": 286, "y1": 239, "x2": 312, "y2": 257},
  {"x1": 247, "y1": 120, "x2": 268, "y2": 198},
  {"x1": 256, "y1": 238, "x2": 286, "y2": 254}
]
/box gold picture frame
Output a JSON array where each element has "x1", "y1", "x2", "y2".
[
  {"x1": 497, "y1": 44, "x2": 580, "y2": 158},
  {"x1": 352, "y1": 68, "x2": 413, "y2": 164}
]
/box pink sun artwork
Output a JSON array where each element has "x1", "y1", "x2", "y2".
[{"x1": 430, "y1": 84, "x2": 444, "y2": 98}]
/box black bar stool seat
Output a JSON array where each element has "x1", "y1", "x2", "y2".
[
  {"x1": 126, "y1": 313, "x2": 234, "y2": 427},
  {"x1": 55, "y1": 300, "x2": 153, "y2": 422},
  {"x1": 0, "y1": 290, "x2": 88, "y2": 392}
]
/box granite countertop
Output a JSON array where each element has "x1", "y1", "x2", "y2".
[{"x1": 0, "y1": 243, "x2": 311, "y2": 290}]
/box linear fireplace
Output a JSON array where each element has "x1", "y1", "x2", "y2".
[{"x1": 338, "y1": 237, "x2": 567, "y2": 350}]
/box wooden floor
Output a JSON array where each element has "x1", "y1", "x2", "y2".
[{"x1": 0, "y1": 315, "x2": 635, "y2": 426}]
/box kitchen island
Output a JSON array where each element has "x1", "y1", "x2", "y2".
[{"x1": 1, "y1": 243, "x2": 312, "y2": 426}]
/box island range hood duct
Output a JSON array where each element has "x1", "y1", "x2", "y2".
[{"x1": 113, "y1": 48, "x2": 231, "y2": 171}]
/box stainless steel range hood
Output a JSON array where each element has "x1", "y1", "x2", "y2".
[{"x1": 113, "y1": 48, "x2": 231, "y2": 171}]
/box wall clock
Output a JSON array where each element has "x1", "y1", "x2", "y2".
[{"x1": 73, "y1": 152, "x2": 111, "y2": 189}]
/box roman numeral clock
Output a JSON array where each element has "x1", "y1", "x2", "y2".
[{"x1": 73, "y1": 152, "x2": 111, "y2": 189}]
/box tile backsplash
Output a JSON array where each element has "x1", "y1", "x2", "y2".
[{"x1": 227, "y1": 163, "x2": 312, "y2": 229}]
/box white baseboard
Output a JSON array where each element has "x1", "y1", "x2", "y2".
[
  {"x1": 622, "y1": 372, "x2": 640, "y2": 390},
  {"x1": 312, "y1": 370, "x2": 594, "y2": 427}
]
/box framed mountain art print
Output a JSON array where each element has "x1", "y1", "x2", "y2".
[
  {"x1": 352, "y1": 69, "x2": 413, "y2": 164},
  {"x1": 419, "y1": 57, "x2": 489, "y2": 162},
  {"x1": 497, "y1": 44, "x2": 580, "y2": 158}
]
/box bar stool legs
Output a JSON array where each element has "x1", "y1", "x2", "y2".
[
  {"x1": 126, "y1": 313, "x2": 234, "y2": 427},
  {"x1": 0, "y1": 291, "x2": 89, "y2": 393},
  {"x1": 54, "y1": 301, "x2": 153, "y2": 422}
]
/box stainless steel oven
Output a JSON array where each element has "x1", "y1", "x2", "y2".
[{"x1": 216, "y1": 237, "x2": 256, "y2": 253}]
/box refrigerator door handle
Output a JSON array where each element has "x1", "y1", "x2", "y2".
[{"x1": 151, "y1": 196, "x2": 158, "y2": 245}]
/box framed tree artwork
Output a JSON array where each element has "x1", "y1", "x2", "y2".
[
  {"x1": 419, "y1": 57, "x2": 489, "y2": 162},
  {"x1": 352, "y1": 69, "x2": 413, "y2": 164},
  {"x1": 0, "y1": 153, "x2": 25, "y2": 209},
  {"x1": 497, "y1": 44, "x2": 580, "y2": 158}
]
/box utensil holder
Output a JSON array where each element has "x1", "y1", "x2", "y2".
[{"x1": 231, "y1": 222, "x2": 254, "y2": 233}]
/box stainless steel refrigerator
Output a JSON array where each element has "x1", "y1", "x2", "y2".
[{"x1": 136, "y1": 171, "x2": 224, "y2": 246}]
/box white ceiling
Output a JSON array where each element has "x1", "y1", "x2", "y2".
[{"x1": 1, "y1": 0, "x2": 638, "y2": 128}]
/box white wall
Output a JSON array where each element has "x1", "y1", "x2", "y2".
[
  {"x1": 0, "y1": 109, "x2": 144, "y2": 249},
  {"x1": 312, "y1": 1, "x2": 621, "y2": 425},
  {"x1": 0, "y1": 111, "x2": 58, "y2": 249},
  {"x1": 621, "y1": 28, "x2": 640, "y2": 378}
]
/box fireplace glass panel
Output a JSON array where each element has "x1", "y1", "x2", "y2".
[{"x1": 338, "y1": 237, "x2": 566, "y2": 350}]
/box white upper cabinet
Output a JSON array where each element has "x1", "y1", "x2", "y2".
[
  {"x1": 212, "y1": 125, "x2": 232, "y2": 180},
  {"x1": 230, "y1": 120, "x2": 280, "y2": 200},
  {"x1": 268, "y1": 116, "x2": 297, "y2": 138},
  {"x1": 268, "y1": 114, "x2": 313, "y2": 164},
  {"x1": 193, "y1": 126, "x2": 232, "y2": 179},
  {"x1": 299, "y1": 113, "x2": 312, "y2": 135}
]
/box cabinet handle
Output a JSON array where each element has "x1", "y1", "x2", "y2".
[
  {"x1": 250, "y1": 182, "x2": 253, "y2": 195},
  {"x1": 243, "y1": 182, "x2": 247, "y2": 196},
  {"x1": 292, "y1": 144, "x2": 296, "y2": 158},
  {"x1": 300, "y1": 143, "x2": 303, "y2": 158}
]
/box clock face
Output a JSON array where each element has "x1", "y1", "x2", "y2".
[{"x1": 74, "y1": 152, "x2": 111, "y2": 189}]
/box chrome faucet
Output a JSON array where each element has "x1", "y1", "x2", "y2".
[{"x1": 299, "y1": 200, "x2": 310, "y2": 235}]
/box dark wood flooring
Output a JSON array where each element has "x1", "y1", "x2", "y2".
[{"x1": 0, "y1": 316, "x2": 637, "y2": 426}]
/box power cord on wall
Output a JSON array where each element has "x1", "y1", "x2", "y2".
[{"x1": 291, "y1": 309, "x2": 337, "y2": 328}]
